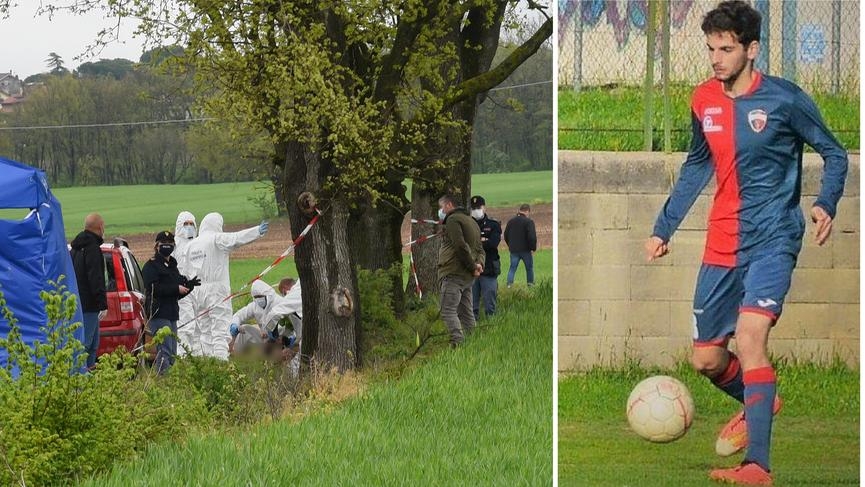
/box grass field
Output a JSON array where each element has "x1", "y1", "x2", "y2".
[
  {"x1": 559, "y1": 361, "x2": 859, "y2": 486},
  {"x1": 87, "y1": 281, "x2": 553, "y2": 485},
  {"x1": 228, "y1": 249, "x2": 552, "y2": 300},
  {"x1": 558, "y1": 87, "x2": 861, "y2": 151},
  {"x1": 0, "y1": 170, "x2": 553, "y2": 239}
]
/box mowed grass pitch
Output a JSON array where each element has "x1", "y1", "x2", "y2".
[
  {"x1": 559, "y1": 361, "x2": 859, "y2": 486},
  {"x1": 0, "y1": 170, "x2": 552, "y2": 239},
  {"x1": 87, "y1": 281, "x2": 553, "y2": 486}
]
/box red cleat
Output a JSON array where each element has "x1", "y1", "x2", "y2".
[
  {"x1": 709, "y1": 462, "x2": 773, "y2": 485},
  {"x1": 716, "y1": 396, "x2": 782, "y2": 456}
]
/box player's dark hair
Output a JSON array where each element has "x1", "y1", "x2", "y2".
[{"x1": 702, "y1": 1, "x2": 761, "y2": 46}]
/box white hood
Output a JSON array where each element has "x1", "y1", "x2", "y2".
[
  {"x1": 175, "y1": 211, "x2": 197, "y2": 240},
  {"x1": 199, "y1": 212, "x2": 224, "y2": 234}
]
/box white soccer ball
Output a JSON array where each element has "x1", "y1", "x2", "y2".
[{"x1": 626, "y1": 375, "x2": 695, "y2": 443}]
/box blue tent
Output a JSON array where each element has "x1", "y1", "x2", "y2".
[{"x1": 0, "y1": 157, "x2": 83, "y2": 369}]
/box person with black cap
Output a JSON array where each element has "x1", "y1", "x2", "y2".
[
  {"x1": 470, "y1": 195, "x2": 501, "y2": 320},
  {"x1": 142, "y1": 230, "x2": 201, "y2": 375}
]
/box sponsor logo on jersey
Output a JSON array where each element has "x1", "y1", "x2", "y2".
[
  {"x1": 756, "y1": 298, "x2": 777, "y2": 308},
  {"x1": 702, "y1": 115, "x2": 722, "y2": 133},
  {"x1": 704, "y1": 106, "x2": 723, "y2": 116},
  {"x1": 748, "y1": 109, "x2": 768, "y2": 133}
]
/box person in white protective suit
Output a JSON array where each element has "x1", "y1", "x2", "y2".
[
  {"x1": 174, "y1": 211, "x2": 201, "y2": 356},
  {"x1": 229, "y1": 279, "x2": 303, "y2": 373},
  {"x1": 185, "y1": 212, "x2": 269, "y2": 360}
]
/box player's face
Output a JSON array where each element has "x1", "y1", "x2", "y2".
[{"x1": 706, "y1": 31, "x2": 757, "y2": 83}]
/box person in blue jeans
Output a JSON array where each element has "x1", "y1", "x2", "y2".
[
  {"x1": 142, "y1": 231, "x2": 200, "y2": 375},
  {"x1": 504, "y1": 204, "x2": 537, "y2": 287},
  {"x1": 70, "y1": 213, "x2": 108, "y2": 370},
  {"x1": 469, "y1": 195, "x2": 501, "y2": 320}
]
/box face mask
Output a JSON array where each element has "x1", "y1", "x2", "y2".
[
  {"x1": 254, "y1": 297, "x2": 268, "y2": 309},
  {"x1": 182, "y1": 225, "x2": 196, "y2": 239},
  {"x1": 158, "y1": 244, "x2": 174, "y2": 257},
  {"x1": 438, "y1": 208, "x2": 446, "y2": 221},
  {"x1": 471, "y1": 209, "x2": 484, "y2": 220}
]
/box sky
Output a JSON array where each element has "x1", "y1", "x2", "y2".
[{"x1": 2, "y1": 3, "x2": 146, "y2": 79}]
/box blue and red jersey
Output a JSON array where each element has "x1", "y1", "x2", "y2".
[{"x1": 653, "y1": 71, "x2": 848, "y2": 267}]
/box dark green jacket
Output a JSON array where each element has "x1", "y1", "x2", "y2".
[{"x1": 438, "y1": 208, "x2": 485, "y2": 281}]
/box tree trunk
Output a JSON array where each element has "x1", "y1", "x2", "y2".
[
  {"x1": 349, "y1": 180, "x2": 408, "y2": 315},
  {"x1": 411, "y1": 103, "x2": 476, "y2": 297},
  {"x1": 283, "y1": 142, "x2": 361, "y2": 372}
]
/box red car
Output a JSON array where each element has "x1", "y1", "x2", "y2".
[{"x1": 96, "y1": 239, "x2": 147, "y2": 357}]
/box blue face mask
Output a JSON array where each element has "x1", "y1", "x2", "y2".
[{"x1": 438, "y1": 208, "x2": 446, "y2": 221}]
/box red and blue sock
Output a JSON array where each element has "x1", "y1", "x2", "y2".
[
  {"x1": 743, "y1": 367, "x2": 776, "y2": 471},
  {"x1": 711, "y1": 352, "x2": 744, "y2": 403}
]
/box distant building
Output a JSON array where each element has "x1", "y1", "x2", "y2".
[
  {"x1": 0, "y1": 72, "x2": 23, "y2": 99},
  {"x1": 0, "y1": 72, "x2": 26, "y2": 113}
]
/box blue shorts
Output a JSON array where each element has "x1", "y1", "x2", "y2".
[{"x1": 691, "y1": 253, "x2": 796, "y2": 347}]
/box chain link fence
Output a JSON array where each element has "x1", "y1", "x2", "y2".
[{"x1": 558, "y1": 0, "x2": 859, "y2": 95}]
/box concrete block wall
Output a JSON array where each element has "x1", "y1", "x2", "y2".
[{"x1": 558, "y1": 151, "x2": 860, "y2": 371}]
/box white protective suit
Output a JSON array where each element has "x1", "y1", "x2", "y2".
[
  {"x1": 232, "y1": 279, "x2": 303, "y2": 373},
  {"x1": 186, "y1": 212, "x2": 264, "y2": 360},
  {"x1": 232, "y1": 280, "x2": 302, "y2": 345},
  {"x1": 174, "y1": 211, "x2": 200, "y2": 356}
]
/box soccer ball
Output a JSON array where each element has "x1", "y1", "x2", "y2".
[{"x1": 626, "y1": 375, "x2": 695, "y2": 443}]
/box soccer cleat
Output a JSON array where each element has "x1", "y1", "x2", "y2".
[
  {"x1": 709, "y1": 462, "x2": 773, "y2": 485},
  {"x1": 715, "y1": 396, "x2": 782, "y2": 456}
]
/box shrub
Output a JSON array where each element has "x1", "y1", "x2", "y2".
[{"x1": 0, "y1": 284, "x2": 211, "y2": 486}]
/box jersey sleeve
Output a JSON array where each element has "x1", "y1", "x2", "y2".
[
  {"x1": 652, "y1": 111, "x2": 714, "y2": 242},
  {"x1": 789, "y1": 90, "x2": 848, "y2": 218}
]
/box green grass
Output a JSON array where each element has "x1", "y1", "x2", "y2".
[
  {"x1": 559, "y1": 360, "x2": 859, "y2": 486},
  {"x1": 558, "y1": 87, "x2": 860, "y2": 151},
  {"x1": 0, "y1": 171, "x2": 552, "y2": 239},
  {"x1": 226, "y1": 249, "x2": 551, "y2": 308},
  {"x1": 87, "y1": 281, "x2": 553, "y2": 486},
  {"x1": 406, "y1": 170, "x2": 553, "y2": 208}
]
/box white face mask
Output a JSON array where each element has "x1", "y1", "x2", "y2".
[
  {"x1": 438, "y1": 208, "x2": 446, "y2": 221},
  {"x1": 254, "y1": 297, "x2": 268, "y2": 309},
  {"x1": 471, "y1": 208, "x2": 484, "y2": 220}
]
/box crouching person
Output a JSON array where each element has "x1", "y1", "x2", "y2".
[
  {"x1": 229, "y1": 279, "x2": 302, "y2": 374},
  {"x1": 143, "y1": 231, "x2": 200, "y2": 375}
]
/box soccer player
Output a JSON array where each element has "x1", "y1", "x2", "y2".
[{"x1": 644, "y1": 1, "x2": 848, "y2": 484}]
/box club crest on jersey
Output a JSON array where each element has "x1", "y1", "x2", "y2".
[
  {"x1": 702, "y1": 115, "x2": 722, "y2": 133},
  {"x1": 748, "y1": 109, "x2": 768, "y2": 133}
]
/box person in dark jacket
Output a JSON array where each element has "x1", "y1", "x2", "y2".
[
  {"x1": 437, "y1": 194, "x2": 485, "y2": 346},
  {"x1": 504, "y1": 204, "x2": 537, "y2": 287},
  {"x1": 70, "y1": 213, "x2": 108, "y2": 369},
  {"x1": 469, "y1": 195, "x2": 501, "y2": 320},
  {"x1": 142, "y1": 231, "x2": 200, "y2": 375}
]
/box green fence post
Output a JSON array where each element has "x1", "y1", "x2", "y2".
[
  {"x1": 661, "y1": 0, "x2": 671, "y2": 154},
  {"x1": 643, "y1": 0, "x2": 657, "y2": 152},
  {"x1": 574, "y1": 12, "x2": 583, "y2": 92}
]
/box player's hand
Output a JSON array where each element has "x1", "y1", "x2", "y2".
[
  {"x1": 644, "y1": 236, "x2": 669, "y2": 262},
  {"x1": 811, "y1": 206, "x2": 833, "y2": 246}
]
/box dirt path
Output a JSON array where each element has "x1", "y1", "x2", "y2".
[{"x1": 123, "y1": 203, "x2": 552, "y2": 260}]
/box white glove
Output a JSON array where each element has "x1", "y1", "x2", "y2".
[{"x1": 98, "y1": 310, "x2": 107, "y2": 321}]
